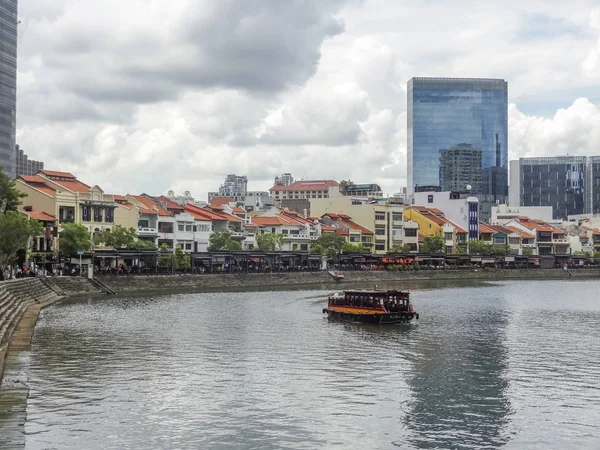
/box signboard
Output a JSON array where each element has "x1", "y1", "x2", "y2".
[{"x1": 77, "y1": 251, "x2": 84, "y2": 255}]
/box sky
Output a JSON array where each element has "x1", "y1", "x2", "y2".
[{"x1": 15, "y1": 0, "x2": 600, "y2": 199}]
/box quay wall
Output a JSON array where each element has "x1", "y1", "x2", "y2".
[{"x1": 98, "y1": 268, "x2": 599, "y2": 294}]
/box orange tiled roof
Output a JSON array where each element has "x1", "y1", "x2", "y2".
[
  {"x1": 442, "y1": 218, "x2": 466, "y2": 234},
  {"x1": 231, "y1": 207, "x2": 247, "y2": 215},
  {"x1": 184, "y1": 203, "x2": 221, "y2": 221},
  {"x1": 18, "y1": 176, "x2": 56, "y2": 197},
  {"x1": 479, "y1": 223, "x2": 497, "y2": 234},
  {"x1": 252, "y1": 215, "x2": 298, "y2": 226},
  {"x1": 156, "y1": 195, "x2": 185, "y2": 211},
  {"x1": 133, "y1": 196, "x2": 171, "y2": 217},
  {"x1": 51, "y1": 179, "x2": 91, "y2": 193},
  {"x1": 203, "y1": 206, "x2": 242, "y2": 222},
  {"x1": 210, "y1": 197, "x2": 234, "y2": 207},
  {"x1": 343, "y1": 219, "x2": 374, "y2": 235},
  {"x1": 269, "y1": 179, "x2": 339, "y2": 192},
  {"x1": 139, "y1": 208, "x2": 158, "y2": 215},
  {"x1": 24, "y1": 211, "x2": 56, "y2": 221},
  {"x1": 504, "y1": 226, "x2": 535, "y2": 239},
  {"x1": 38, "y1": 169, "x2": 77, "y2": 178}
]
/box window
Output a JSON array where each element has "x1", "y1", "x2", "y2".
[
  {"x1": 186, "y1": 224, "x2": 192, "y2": 232},
  {"x1": 185, "y1": 243, "x2": 192, "y2": 250},
  {"x1": 405, "y1": 229, "x2": 417, "y2": 237},
  {"x1": 300, "y1": 244, "x2": 308, "y2": 251},
  {"x1": 178, "y1": 224, "x2": 184, "y2": 232},
  {"x1": 375, "y1": 229, "x2": 385, "y2": 236},
  {"x1": 105, "y1": 208, "x2": 114, "y2": 223},
  {"x1": 392, "y1": 213, "x2": 403, "y2": 221},
  {"x1": 375, "y1": 244, "x2": 386, "y2": 251},
  {"x1": 444, "y1": 232, "x2": 453, "y2": 241},
  {"x1": 375, "y1": 213, "x2": 385, "y2": 221},
  {"x1": 138, "y1": 220, "x2": 149, "y2": 228},
  {"x1": 82, "y1": 205, "x2": 90, "y2": 222},
  {"x1": 93, "y1": 207, "x2": 103, "y2": 222}
]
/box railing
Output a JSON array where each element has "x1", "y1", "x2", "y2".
[
  {"x1": 553, "y1": 238, "x2": 569, "y2": 244},
  {"x1": 138, "y1": 227, "x2": 158, "y2": 234},
  {"x1": 522, "y1": 244, "x2": 537, "y2": 248}
]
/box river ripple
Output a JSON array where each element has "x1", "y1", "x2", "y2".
[{"x1": 1, "y1": 279, "x2": 600, "y2": 449}]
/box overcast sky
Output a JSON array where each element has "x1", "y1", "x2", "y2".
[{"x1": 16, "y1": 0, "x2": 600, "y2": 199}]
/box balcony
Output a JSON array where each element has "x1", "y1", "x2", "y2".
[
  {"x1": 522, "y1": 243, "x2": 537, "y2": 248},
  {"x1": 138, "y1": 226, "x2": 158, "y2": 235},
  {"x1": 553, "y1": 238, "x2": 569, "y2": 244}
]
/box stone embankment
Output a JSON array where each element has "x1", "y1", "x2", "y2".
[
  {"x1": 97, "y1": 268, "x2": 599, "y2": 294},
  {"x1": 0, "y1": 278, "x2": 63, "y2": 382}
]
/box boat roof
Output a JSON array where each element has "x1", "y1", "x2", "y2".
[{"x1": 343, "y1": 289, "x2": 409, "y2": 295}]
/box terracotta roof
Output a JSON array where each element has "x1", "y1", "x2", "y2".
[
  {"x1": 17, "y1": 177, "x2": 56, "y2": 197},
  {"x1": 580, "y1": 225, "x2": 600, "y2": 236},
  {"x1": 231, "y1": 207, "x2": 247, "y2": 215},
  {"x1": 252, "y1": 215, "x2": 298, "y2": 226},
  {"x1": 133, "y1": 196, "x2": 171, "y2": 217},
  {"x1": 269, "y1": 179, "x2": 339, "y2": 192},
  {"x1": 183, "y1": 203, "x2": 221, "y2": 221},
  {"x1": 38, "y1": 169, "x2": 77, "y2": 178},
  {"x1": 504, "y1": 226, "x2": 535, "y2": 239},
  {"x1": 321, "y1": 225, "x2": 337, "y2": 232},
  {"x1": 516, "y1": 218, "x2": 563, "y2": 234},
  {"x1": 51, "y1": 179, "x2": 91, "y2": 193},
  {"x1": 443, "y1": 219, "x2": 466, "y2": 234},
  {"x1": 479, "y1": 224, "x2": 497, "y2": 234},
  {"x1": 156, "y1": 195, "x2": 185, "y2": 211},
  {"x1": 24, "y1": 211, "x2": 56, "y2": 221},
  {"x1": 342, "y1": 219, "x2": 374, "y2": 235},
  {"x1": 210, "y1": 197, "x2": 234, "y2": 207},
  {"x1": 113, "y1": 195, "x2": 128, "y2": 202},
  {"x1": 323, "y1": 212, "x2": 351, "y2": 220},
  {"x1": 139, "y1": 208, "x2": 158, "y2": 215},
  {"x1": 203, "y1": 206, "x2": 242, "y2": 222}
]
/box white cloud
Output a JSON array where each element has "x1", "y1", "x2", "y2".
[{"x1": 14, "y1": 0, "x2": 600, "y2": 201}]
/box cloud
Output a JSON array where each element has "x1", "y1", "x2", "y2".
[
  {"x1": 509, "y1": 98, "x2": 600, "y2": 160},
  {"x1": 14, "y1": 0, "x2": 600, "y2": 202}
]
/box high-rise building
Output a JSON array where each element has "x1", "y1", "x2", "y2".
[
  {"x1": 274, "y1": 173, "x2": 294, "y2": 187},
  {"x1": 0, "y1": 0, "x2": 18, "y2": 178},
  {"x1": 407, "y1": 77, "x2": 508, "y2": 222},
  {"x1": 15, "y1": 145, "x2": 44, "y2": 176},
  {"x1": 511, "y1": 156, "x2": 600, "y2": 219},
  {"x1": 439, "y1": 144, "x2": 482, "y2": 193},
  {"x1": 208, "y1": 174, "x2": 248, "y2": 202}
]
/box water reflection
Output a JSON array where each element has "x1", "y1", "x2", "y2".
[{"x1": 402, "y1": 289, "x2": 513, "y2": 448}]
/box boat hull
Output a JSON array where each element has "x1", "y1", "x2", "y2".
[{"x1": 323, "y1": 308, "x2": 418, "y2": 324}]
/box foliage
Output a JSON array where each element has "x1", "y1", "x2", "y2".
[
  {"x1": 95, "y1": 225, "x2": 156, "y2": 249},
  {"x1": 0, "y1": 211, "x2": 43, "y2": 269},
  {"x1": 342, "y1": 242, "x2": 370, "y2": 253},
  {"x1": 207, "y1": 230, "x2": 242, "y2": 251},
  {"x1": 312, "y1": 233, "x2": 346, "y2": 254},
  {"x1": 421, "y1": 234, "x2": 445, "y2": 254},
  {"x1": 0, "y1": 166, "x2": 26, "y2": 212},
  {"x1": 387, "y1": 244, "x2": 412, "y2": 254},
  {"x1": 310, "y1": 243, "x2": 324, "y2": 255},
  {"x1": 325, "y1": 247, "x2": 338, "y2": 262},
  {"x1": 468, "y1": 239, "x2": 511, "y2": 256},
  {"x1": 174, "y1": 246, "x2": 191, "y2": 270},
  {"x1": 59, "y1": 222, "x2": 93, "y2": 256},
  {"x1": 522, "y1": 247, "x2": 533, "y2": 256},
  {"x1": 256, "y1": 232, "x2": 284, "y2": 251},
  {"x1": 158, "y1": 243, "x2": 172, "y2": 268}
]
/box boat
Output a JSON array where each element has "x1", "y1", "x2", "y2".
[
  {"x1": 327, "y1": 270, "x2": 344, "y2": 281},
  {"x1": 322, "y1": 289, "x2": 419, "y2": 324}
]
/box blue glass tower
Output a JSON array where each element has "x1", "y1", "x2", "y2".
[
  {"x1": 0, "y1": 0, "x2": 17, "y2": 178},
  {"x1": 407, "y1": 77, "x2": 508, "y2": 220}
]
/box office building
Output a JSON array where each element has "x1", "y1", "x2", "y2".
[
  {"x1": 274, "y1": 173, "x2": 294, "y2": 187},
  {"x1": 15, "y1": 145, "x2": 44, "y2": 176},
  {"x1": 439, "y1": 144, "x2": 482, "y2": 193},
  {"x1": 208, "y1": 174, "x2": 248, "y2": 203},
  {"x1": 407, "y1": 77, "x2": 508, "y2": 221},
  {"x1": 0, "y1": 0, "x2": 18, "y2": 178},
  {"x1": 510, "y1": 156, "x2": 600, "y2": 220}
]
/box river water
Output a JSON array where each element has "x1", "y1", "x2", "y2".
[{"x1": 1, "y1": 279, "x2": 600, "y2": 449}]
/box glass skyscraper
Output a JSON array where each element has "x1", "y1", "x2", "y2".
[
  {"x1": 407, "y1": 77, "x2": 508, "y2": 221},
  {"x1": 0, "y1": 0, "x2": 17, "y2": 178}
]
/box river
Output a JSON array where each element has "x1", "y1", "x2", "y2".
[{"x1": 1, "y1": 279, "x2": 600, "y2": 449}]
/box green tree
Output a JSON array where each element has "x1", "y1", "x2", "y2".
[
  {"x1": 132, "y1": 239, "x2": 156, "y2": 249},
  {"x1": 207, "y1": 230, "x2": 242, "y2": 251},
  {"x1": 0, "y1": 211, "x2": 43, "y2": 271},
  {"x1": 492, "y1": 244, "x2": 511, "y2": 255},
  {"x1": 59, "y1": 222, "x2": 93, "y2": 256},
  {"x1": 522, "y1": 247, "x2": 533, "y2": 256},
  {"x1": 310, "y1": 243, "x2": 324, "y2": 255},
  {"x1": 468, "y1": 239, "x2": 492, "y2": 255},
  {"x1": 0, "y1": 165, "x2": 26, "y2": 212},
  {"x1": 173, "y1": 246, "x2": 191, "y2": 270},
  {"x1": 312, "y1": 233, "x2": 346, "y2": 253},
  {"x1": 342, "y1": 242, "x2": 370, "y2": 253},
  {"x1": 325, "y1": 247, "x2": 338, "y2": 262},
  {"x1": 256, "y1": 232, "x2": 285, "y2": 251},
  {"x1": 95, "y1": 225, "x2": 138, "y2": 248},
  {"x1": 421, "y1": 234, "x2": 445, "y2": 253},
  {"x1": 387, "y1": 244, "x2": 412, "y2": 254},
  {"x1": 158, "y1": 243, "x2": 172, "y2": 268}
]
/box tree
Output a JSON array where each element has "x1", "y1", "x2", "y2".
[
  {"x1": 468, "y1": 239, "x2": 492, "y2": 255},
  {"x1": 522, "y1": 247, "x2": 533, "y2": 256},
  {"x1": 207, "y1": 230, "x2": 242, "y2": 251},
  {"x1": 59, "y1": 222, "x2": 93, "y2": 256},
  {"x1": 158, "y1": 243, "x2": 172, "y2": 268},
  {"x1": 174, "y1": 246, "x2": 191, "y2": 270},
  {"x1": 95, "y1": 225, "x2": 137, "y2": 248},
  {"x1": 421, "y1": 234, "x2": 445, "y2": 253},
  {"x1": 342, "y1": 242, "x2": 370, "y2": 253},
  {"x1": 0, "y1": 165, "x2": 26, "y2": 212},
  {"x1": 256, "y1": 232, "x2": 285, "y2": 251},
  {"x1": 0, "y1": 211, "x2": 43, "y2": 271},
  {"x1": 312, "y1": 233, "x2": 346, "y2": 253},
  {"x1": 132, "y1": 239, "x2": 156, "y2": 249},
  {"x1": 387, "y1": 244, "x2": 412, "y2": 254},
  {"x1": 325, "y1": 247, "x2": 338, "y2": 262}
]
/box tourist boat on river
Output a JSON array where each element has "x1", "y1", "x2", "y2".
[{"x1": 323, "y1": 288, "x2": 419, "y2": 324}]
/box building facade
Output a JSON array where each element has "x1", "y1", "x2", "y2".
[
  {"x1": 407, "y1": 77, "x2": 508, "y2": 221},
  {"x1": 274, "y1": 173, "x2": 294, "y2": 187},
  {"x1": 15, "y1": 145, "x2": 44, "y2": 176},
  {"x1": 511, "y1": 156, "x2": 600, "y2": 220},
  {"x1": 439, "y1": 144, "x2": 482, "y2": 193},
  {"x1": 0, "y1": 0, "x2": 18, "y2": 178},
  {"x1": 270, "y1": 180, "x2": 340, "y2": 202},
  {"x1": 208, "y1": 174, "x2": 248, "y2": 203}
]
